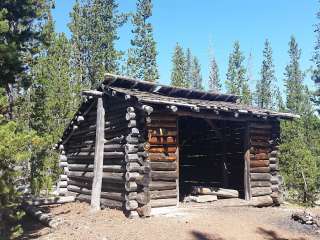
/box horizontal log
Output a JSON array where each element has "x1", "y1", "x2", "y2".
[
  {"x1": 250, "y1": 160, "x2": 269, "y2": 168},
  {"x1": 149, "y1": 147, "x2": 177, "y2": 154},
  {"x1": 191, "y1": 187, "x2": 239, "y2": 198},
  {"x1": 250, "y1": 181, "x2": 272, "y2": 188},
  {"x1": 22, "y1": 205, "x2": 61, "y2": 228},
  {"x1": 58, "y1": 181, "x2": 67, "y2": 188},
  {"x1": 250, "y1": 153, "x2": 269, "y2": 160},
  {"x1": 72, "y1": 193, "x2": 123, "y2": 209},
  {"x1": 150, "y1": 189, "x2": 177, "y2": 199},
  {"x1": 68, "y1": 179, "x2": 124, "y2": 192},
  {"x1": 125, "y1": 181, "x2": 138, "y2": 192},
  {"x1": 148, "y1": 153, "x2": 176, "y2": 162},
  {"x1": 150, "y1": 162, "x2": 177, "y2": 171},
  {"x1": 271, "y1": 176, "x2": 280, "y2": 184},
  {"x1": 250, "y1": 167, "x2": 270, "y2": 173},
  {"x1": 149, "y1": 181, "x2": 177, "y2": 191},
  {"x1": 23, "y1": 196, "x2": 75, "y2": 206},
  {"x1": 151, "y1": 171, "x2": 178, "y2": 181},
  {"x1": 250, "y1": 173, "x2": 271, "y2": 181},
  {"x1": 67, "y1": 185, "x2": 124, "y2": 201},
  {"x1": 270, "y1": 163, "x2": 279, "y2": 171},
  {"x1": 68, "y1": 164, "x2": 125, "y2": 173},
  {"x1": 189, "y1": 195, "x2": 217, "y2": 203},
  {"x1": 68, "y1": 171, "x2": 124, "y2": 182},
  {"x1": 271, "y1": 185, "x2": 279, "y2": 192},
  {"x1": 137, "y1": 204, "x2": 151, "y2": 217},
  {"x1": 59, "y1": 175, "x2": 68, "y2": 181},
  {"x1": 148, "y1": 136, "x2": 176, "y2": 145},
  {"x1": 150, "y1": 198, "x2": 177, "y2": 208},
  {"x1": 250, "y1": 141, "x2": 270, "y2": 148},
  {"x1": 251, "y1": 187, "x2": 272, "y2": 197},
  {"x1": 148, "y1": 129, "x2": 177, "y2": 137},
  {"x1": 249, "y1": 123, "x2": 272, "y2": 129},
  {"x1": 147, "y1": 122, "x2": 176, "y2": 128},
  {"x1": 250, "y1": 195, "x2": 273, "y2": 207}
]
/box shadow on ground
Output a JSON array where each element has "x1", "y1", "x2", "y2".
[
  {"x1": 257, "y1": 227, "x2": 307, "y2": 240},
  {"x1": 191, "y1": 230, "x2": 225, "y2": 240}
]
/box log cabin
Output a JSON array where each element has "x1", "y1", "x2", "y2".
[{"x1": 56, "y1": 73, "x2": 298, "y2": 217}]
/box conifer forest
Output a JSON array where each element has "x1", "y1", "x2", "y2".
[{"x1": 1, "y1": 1, "x2": 320, "y2": 239}]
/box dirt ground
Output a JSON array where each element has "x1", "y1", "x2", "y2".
[{"x1": 20, "y1": 201, "x2": 320, "y2": 240}]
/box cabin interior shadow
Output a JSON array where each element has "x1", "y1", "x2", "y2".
[{"x1": 178, "y1": 117, "x2": 246, "y2": 201}]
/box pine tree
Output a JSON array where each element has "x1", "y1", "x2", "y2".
[
  {"x1": 170, "y1": 43, "x2": 188, "y2": 88},
  {"x1": 0, "y1": 0, "x2": 52, "y2": 119},
  {"x1": 29, "y1": 32, "x2": 77, "y2": 194},
  {"x1": 69, "y1": 0, "x2": 126, "y2": 88},
  {"x1": 226, "y1": 41, "x2": 251, "y2": 104},
  {"x1": 127, "y1": 0, "x2": 159, "y2": 82},
  {"x1": 284, "y1": 36, "x2": 310, "y2": 114},
  {"x1": 312, "y1": 3, "x2": 320, "y2": 112},
  {"x1": 191, "y1": 56, "x2": 203, "y2": 90},
  {"x1": 256, "y1": 39, "x2": 276, "y2": 109},
  {"x1": 185, "y1": 48, "x2": 193, "y2": 88},
  {"x1": 208, "y1": 52, "x2": 220, "y2": 92}
]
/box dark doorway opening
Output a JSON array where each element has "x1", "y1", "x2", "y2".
[{"x1": 178, "y1": 117, "x2": 246, "y2": 201}]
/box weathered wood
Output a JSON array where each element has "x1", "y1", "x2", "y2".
[
  {"x1": 68, "y1": 171, "x2": 124, "y2": 182},
  {"x1": 250, "y1": 181, "x2": 272, "y2": 188},
  {"x1": 250, "y1": 173, "x2": 271, "y2": 181},
  {"x1": 250, "y1": 153, "x2": 269, "y2": 160},
  {"x1": 191, "y1": 187, "x2": 239, "y2": 198},
  {"x1": 149, "y1": 136, "x2": 176, "y2": 145},
  {"x1": 136, "y1": 192, "x2": 151, "y2": 205},
  {"x1": 250, "y1": 167, "x2": 270, "y2": 173},
  {"x1": 67, "y1": 185, "x2": 124, "y2": 201},
  {"x1": 23, "y1": 196, "x2": 75, "y2": 206},
  {"x1": 150, "y1": 189, "x2": 177, "y2": 199},
  {"x1": 269, "y1": 163, "x2": 279, "y2": 171},
  {"x1": 271, "y1": 176, "x2": 280, "y2": 184},
  {"x1": 137, "y1": 204, "x2": 151, "y2": 217},
  {"x1": 149, "y1": 181, "x2": 177, "y2": 191},
  {"x1": 23, "y1": 205, "x2": 62, "y2": 228},
  {"x1": 151, "y1": 171, "x2": 178, "y2": 181},
  {"x1": 251, "y1": 187, "x2": 272, "y2": 197},
  {"x1": 68, "y1": 179, "x2": 124, "y2": 192},
  {"x1": 250, "y1": 195, "x2": 273, "y2": 207},
  {"x1": 125, "y1": 181, "x2": 138, "y2": 192},
  {"x1": 269, "y1": 157, "x2": 278, "y2": 164},
  {"x1": 150, "y1": 198, "x2": 177, "y2": 208},
  {"x1": 148, "y1": 153, "x2": 176, "y2": 162},
  {"x1": 68, "y1": 164, "x2": 124, "y2": 173},
  {"x1": 125, "y1": 200, "x2": 138, "y2": 210},
  {"x1": 250, "y1": 160, "x2": 269, "y2": 168},
  {"x1": 149, "y1": 147, "x2": 177, "y2": 154},
  {"x1": 150, "y1": 161, "x2": 177, "y2": 171},
  {"x1": 189, "y1": 195, "x2": 217, "y2": 203},
  {"x1": 73, "y1": 193, "x2": 123, "y2": 209}
]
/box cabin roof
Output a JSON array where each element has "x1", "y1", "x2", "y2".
[
  {"x1": 56, "y1": 74, "x2": 299, "y2": 148},
  {"x1": 103, "y1": 74, "x2": 239, "y2": 103}
]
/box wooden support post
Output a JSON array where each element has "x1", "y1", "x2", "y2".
[
  {"x1": 90, "y1": 96, "x2": 105, "y2": 211},
  {"x1": 244, "y1": 124, "x2": 252, "y2": 200}
]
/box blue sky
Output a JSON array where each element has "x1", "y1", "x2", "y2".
[{"x1": 52, "y1": 0, "x2": 318, "y2": 91}]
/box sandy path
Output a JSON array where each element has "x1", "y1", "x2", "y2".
[{"x1": 21, "y1": 202, "x2": 319, "y2": 240}]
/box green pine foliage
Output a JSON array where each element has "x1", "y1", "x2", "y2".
[
  {"x1": 69, "y1": 0, "x2": 127, "y2": 88},
  {"x1": 191, "y1": 56, "x2": 203, "y2": 90},
  {"x1": 279, "y1": 36, "x2": 320, "y2": 205},
  {"x1": 312, "y1": 5, "x2": 320, "y2": 112},
  {"x1": 208, "y1": 53, "x2": 221, "y2": 92},
  {"x1": 185, "y1": 48, "x2": 193, "y2": 88},
  {"x1": 170, "y1": 43, "x2": 188, "y2": 88},
  {"x1": 256, "y1": 39, "x2": 276, "y2": 109},
  {"x1": 127, "y1": 0, "x2": 159, "y2": 82},
  {"x1": 284, "y1": 36, "x2": 311, "y2": 114},
  {"x1": 226, "y1": 41, "x2": 252, "y2": 104}
]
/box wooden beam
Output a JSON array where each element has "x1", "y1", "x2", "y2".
[
  {"x1": 90, "y1": 97, "x2": 105, "y2": 211},
  {"x1": 82, "y1": 90, "x2": 103, "y2": 97},
  {"x1": 244, "y1": 124, "x2": 252, "y2": 200}
]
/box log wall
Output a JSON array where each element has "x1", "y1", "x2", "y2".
[
  {"x1": 147, "y1": 112, "x2": 178, "y2": 208},
  {"x1": 248, "y1": 121, "x2": 281, "y2": 206}
]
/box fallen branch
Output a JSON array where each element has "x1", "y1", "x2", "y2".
[{"x1": 22, "y1": 205, "x2": 62, "y2": 228}]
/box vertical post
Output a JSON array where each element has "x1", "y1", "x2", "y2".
[
  {"x1": 91, "y1": 97, "x2": 105, "y2": 211},
  {"x1": 176, "y1": 117, "x2": 180, "y2": 206},
  {"x1": 244, "y1": 123, "x2": 252, "y2": 200}
]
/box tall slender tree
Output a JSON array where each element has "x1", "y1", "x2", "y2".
[
  {"x1": 185, "y1": 48, "x2": 192, "y2": 87},
  {"x1": 226, "y1": 41, "x2": 251, "y2": 104},
  {"x1": 256, "y1": 39, "x2": 276, "y2": 109},
  {"x1": 312, "y1": 3, "x2": 320, "y2": 111},
  {"x1": 127, "y1": 0, "x2": 159, "y2": 82},
  {"x1": 284, "y1": 36, "x2": 310, "y2": 114},
  {"x1": 69, "y1": 0, "x2": 126, "y2": 88},
  {"x1": 170, "y1": 43, "x2": 187, "y2": 88},
  {"x1": 208, "y1": 52, "x2": 220, "y2": 92},
  {"x1": 191, "y1": 56, "x2": 203, "y2": 90}
]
